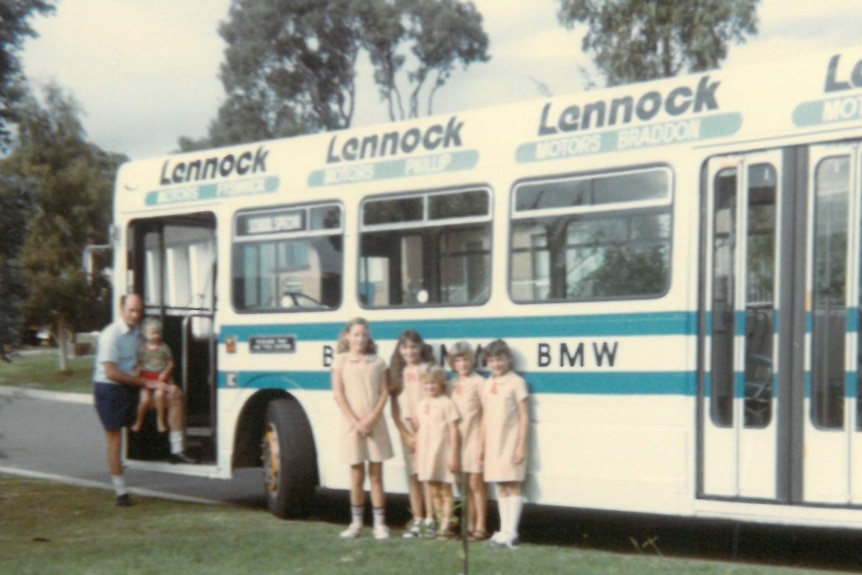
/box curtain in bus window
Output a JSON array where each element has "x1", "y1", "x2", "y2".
[{"x1": 811, "y1": 156, "x2": 849, "y2": 430}]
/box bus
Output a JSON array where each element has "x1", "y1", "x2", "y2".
[{"x1": 110, "y1": 44, "x2": 862, "y2": 529}]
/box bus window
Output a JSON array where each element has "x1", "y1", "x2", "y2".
[
  {"x1": 359, "y1": 188, "x2": 491, "y2": 308},
  {"x1": 143, "y1": 225, "x2": 215, "y2": 311},
  {"x1": 744, "y1": 163, "x2": 777, "y2": 429},
  {"x1": 232, "y1": 203, "x2": 343, "y2": 312},
  {"x1": 510, "y1": 168, "x2": 672, "y2": 302},
  {"x1": 811, "y1": 156, "x2": 850, "y2": 429}
]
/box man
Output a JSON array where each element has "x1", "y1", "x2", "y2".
[{"x1": 92, "y1": 293, "x2": 194, "y2": 507}]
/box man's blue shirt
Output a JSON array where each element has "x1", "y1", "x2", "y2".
[{"x1": 93, "y1": 320, "x2": 141, "y2": 384}]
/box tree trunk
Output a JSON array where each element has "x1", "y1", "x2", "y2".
[{"x1": 56, "y1": 314, "x2": 72, "y2": 375}]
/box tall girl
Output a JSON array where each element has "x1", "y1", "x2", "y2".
[
  {"x1": 388, "y1": 329, "x2": 435, "y2": 538},
  {"x1": 449, "y1": 341, "x2": 488, "y2": 540},
  {"x1": 332, "y1": 318, "x2": 393, "y2": 539},
  {"x1": 415, "y1": 366, "x2": 460, "y2": 539},
  {"x1": 481, "y1": 339, "x2": 530, "y2": 549}
]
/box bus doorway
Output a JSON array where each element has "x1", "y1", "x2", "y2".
[{"x1": 125, "y1": 213, "x2": 217, "y2": 464}]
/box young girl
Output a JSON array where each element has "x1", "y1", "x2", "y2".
[
  {"x1": 449, "y1": 341, "x2": 488, "y2": 540},
  {"x1": 481, "y1": 339, "x2": 530, "y2": 549},
  {"x1": 415, "y1": 366, "x2": 460, "y2": 539},
  {"x1": 131, "y1": 317, "x2": 174, "y2": 433},
  {"x1": 388, "y1": 330, "x2": 435, "y2": 538},
  {"x1": 332, "y1": 318, "x2": 393, "y2": 540}
]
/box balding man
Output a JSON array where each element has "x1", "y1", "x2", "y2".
[{"x1": 92, "y1": 293, "x2": 193, "y2": 506}]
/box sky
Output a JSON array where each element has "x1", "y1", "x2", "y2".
[{"x1": 20, "y1": 0, "x2": 862, "y2": 161}]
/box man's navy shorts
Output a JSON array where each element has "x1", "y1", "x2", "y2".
[{"x1": 94, "y1": 383, "x2": 138, "y2": 431}]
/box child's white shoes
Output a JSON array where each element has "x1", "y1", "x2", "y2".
[{"x1": 339, "y1": 523, "x2": 362, "y2": 539}]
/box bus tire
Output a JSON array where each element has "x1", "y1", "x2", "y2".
[{"x1": 262, "y1": 398, "x2": 317, "y2": 519}]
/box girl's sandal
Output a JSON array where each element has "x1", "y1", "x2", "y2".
[{"x1": 469, "y1": 530, "x2": 490, "y2": 541}]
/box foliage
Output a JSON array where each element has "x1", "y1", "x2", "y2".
[
  {"x1": 0, "y1": 0, "x2": 56, "y2": 149},
  {"x1": 186, "y1": 0, "x2": 489, "y2": 149},
  {"x1": 6, "y1": 83, "x2": 125, "y2": 344},
  {"x1": 586, "y1": 245, "x2": 668, "y2": 297},
  {"x1": 556, "y1": 0, "x2": 759, "y2": 86},
  {"x1": 359, "y1": 0, "x2": 489, "y2": 120},
  {"x1": 0, "y1": 170, "x2": 35, "y2": 349}
]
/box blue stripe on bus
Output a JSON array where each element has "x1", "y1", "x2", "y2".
[
  {"x1": 804, "y1": 309, "x2": 860, "y2": 333},
  {"x1": 217, "y1": 308, "x2": 862, "y2": 343},
  {"x1": 218, "y1": 369, "x2": 696, "y2": 396},
  {"x1": 219, "y1": 311, "x2": 697, "y2": 343}
]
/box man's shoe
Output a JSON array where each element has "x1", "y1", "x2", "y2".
[
  {"x1": 115, "y1": 493, "x2": 133, "y2": 507},
  {"x1": 168, "y1": 452, "x2": 196, "y2": 464}
]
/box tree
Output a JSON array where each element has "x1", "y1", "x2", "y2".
[
  {"x1": 556, "y1": 0, "x2": 759, "y2": 86},
  {"x1": 8, "y1": 83, "x2": 124, "y2": 372},
  {"x1": 359, "y1": 0, "x2": 489, "y2": 121},
  {"x1": 0, "y1": 0, "x2": 57, "y2": 149},
  {"x1": 191, "y1": 0, "x2": 489, "y2": 148},
  {"x1": 0, "y1": 170, "x2": 35, "y2": 358}
]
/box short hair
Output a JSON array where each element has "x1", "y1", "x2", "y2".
[
  {"x1": 142, "y1": 316, "x2": 162, "y2": 333},
  {"x1": 483, "y1": 339, "x2": 512, "y2": 360},
  {"x1": 447, "y1": 340, "x2": 475, "y2": 370},
  {"x1": 423, "y1": 365, "x2": 447, "y2": 388}
]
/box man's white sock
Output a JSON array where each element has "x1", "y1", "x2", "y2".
[
  {"x1": 112, "y1": 474, "x2": 127, "y2": 496},
  {"x1": 170, "y1": 431, "x2": 183, "y2": 454}
]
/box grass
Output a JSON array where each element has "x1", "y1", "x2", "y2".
[
  {"x1": 0, "y1": 476, "x2": 840, "y2": 575},
  {"x1": 0, "y1": 346, "x2": 93, "y2": 394}
]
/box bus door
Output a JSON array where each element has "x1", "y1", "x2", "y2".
[
  {"x1": 126, "y1": 213, "x2": 217, "y2": 463},
  {"x1": 701, "y1": 152, "x2": 782, "y2": 500},
  {"x1": 802, "y1": 144, "x2": 862, "y2": 505}
]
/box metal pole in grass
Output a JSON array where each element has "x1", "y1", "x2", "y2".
[{"x1": 460, "y1": 471, "x2": 469, "y2": 575}]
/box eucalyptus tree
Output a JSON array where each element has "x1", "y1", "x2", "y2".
[
  {"x1": 556, "y1": 0, "x2": 759, "y2": 86},
  {"x1": 189, "y1": 0, "x2": 489, "y2": 149}
]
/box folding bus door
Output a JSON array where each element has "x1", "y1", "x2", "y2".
[
  {"x1": 803, "y1": 144, "x2": 862, "y2": 506},
  {"x1": 701, "y1": 152, "x2": 782, "y2": 500}
]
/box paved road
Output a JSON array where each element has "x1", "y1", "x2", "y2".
[{"x1": 0, "y1": 386, "x2": 266, "y2": 508}]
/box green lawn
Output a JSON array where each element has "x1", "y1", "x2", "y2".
[
  {"x1": 0, "y1": 347, "x2": 93, "y2": 394},
  {"x1": 0, "y1": 476, "x2": 838, "y2": 575}
]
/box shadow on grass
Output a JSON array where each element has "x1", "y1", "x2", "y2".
[{"x1": 296, "y1": 488, "x2": 862, "y2": 573}]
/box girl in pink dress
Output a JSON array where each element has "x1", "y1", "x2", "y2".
[
  {"x1": 332, "y1": 318, "x2": 393, "y2": 540},
  {"x1": 481, "y1": 339, "x2": 529, "y2": 549},
  {"x1": 449, "y1": 341, "x2": 488, "y2": 540},
  {"x1": 415, "y1": 366, "x2": 460, "y2": 539},
  {"x1": 388, "y1": 329, "x2": 435, "y2": 538}
]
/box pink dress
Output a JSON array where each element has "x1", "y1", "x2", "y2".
[
  {"x1": 480, "y1": 371, "x2": 529, "y2": 482},
  {"x1": 415, "y1": 394, "x2": 460, "y2": 483},
  {"x1": 333, "y1": 353, "x2": 393, "y2": 465},
  {"x1": 451, "y1": 372, "x2": 483, "y2": 473},
  {"x1": 397, "y1": 362, "x2": 430, "y2": 473}
]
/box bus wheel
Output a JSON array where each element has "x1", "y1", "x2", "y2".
[{"x1": 262, "y1": 398, "x2": 316, "y2": 518}]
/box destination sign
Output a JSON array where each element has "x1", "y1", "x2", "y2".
[
  {"x1": 249, "y1": 335, "x2": 296, "y2": 354},
  {"x1": 238, "y1": 209, "x2": 305, "y2": 236}
]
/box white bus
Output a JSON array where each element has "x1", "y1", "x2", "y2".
[{"x1": 112, "y1": 44, "x2": 862, "y2": 528}]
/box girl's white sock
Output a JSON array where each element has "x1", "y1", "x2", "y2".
[{"x1": 508, "y1": 496, "x2": 524, "y2": 539}]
